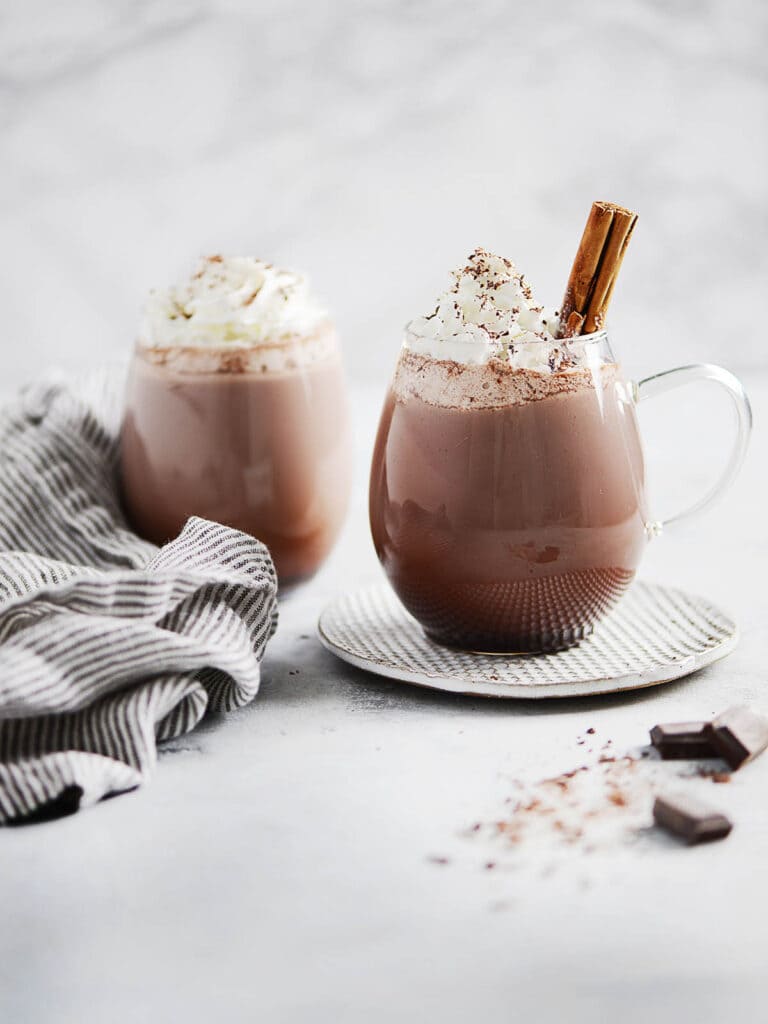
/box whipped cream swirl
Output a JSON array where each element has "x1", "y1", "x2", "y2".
[
  {"x1": 140, "y1": 256, "x2": 328, "y2": 348},
  {"x1": 406, "y1": 249, "x2": 572, "y2": 370}
]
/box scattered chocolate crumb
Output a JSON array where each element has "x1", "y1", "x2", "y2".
[
  {"x1": 463, "y1": 710, "x2": 744, "y2": 866},
  {"x1": 547, "y1": 778, "x2": 569, "y2": 792},
  {"x1": 694, "y1": 768, "x2": 731, "y2": 783},
  {"x1": 427, "y1": 855, "x2": 450, "y2": 866}
]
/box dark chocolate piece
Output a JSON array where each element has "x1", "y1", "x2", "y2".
[
  {"x1": 650, "y1": 721, "x2": 716, "y2": 759},
  {"x1": 705, "y1": 705, "x2": 768, "y2": 769},
  {"x1": 653, "y1": 793, "x2": 732, "y2": 845}
]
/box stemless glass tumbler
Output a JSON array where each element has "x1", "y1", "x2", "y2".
[{"x1": 121, "y1": 324, "x2": 353, "y2": 586}]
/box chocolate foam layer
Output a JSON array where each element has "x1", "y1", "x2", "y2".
[
  {"x1": 136, "y1": 320, "x2": 339, "y2": 375},
  {"x1": 392, "y1": 349, "x2": 620, "y2": 409}
]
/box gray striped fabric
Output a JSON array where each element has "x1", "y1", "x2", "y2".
[{"x1": 0, "y1": 372, "x2": 278, "y2": 824}]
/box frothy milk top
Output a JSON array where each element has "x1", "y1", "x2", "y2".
[
  {"x1": 138, "y1": 256, "x2": 335, "y2": 372},
  {"x1": 393, "y1": 348, "x2": 618, "y2": 410}
]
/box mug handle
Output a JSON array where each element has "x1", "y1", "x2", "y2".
[{"x1": 634, "y1": 364, "x2": 752, "y2": 535}]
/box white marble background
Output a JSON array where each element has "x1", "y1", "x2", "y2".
[
  {"x1": 2, "y1": 6, "x2": 768, "y2": 1022},
  {"x1": 2, "y1": 0, "x2": 767, "y2": 389}
]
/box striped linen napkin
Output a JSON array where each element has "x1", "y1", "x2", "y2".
[{"x1": 0, "y1": 372, "x2": 278, "y2": 824}]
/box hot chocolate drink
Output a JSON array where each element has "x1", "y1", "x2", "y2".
[
  {"x1": 120, "y1": 256, "x2": 352, "y2": 585},
  {"x1": 371, "y1": 349, "x2": 647, "y2": 651},
  {"x1": 369, "y1": 249, "x2": 648, "y2": 651}
]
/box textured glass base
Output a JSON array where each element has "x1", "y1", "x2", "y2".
[
  {"x1": 392, "y1": 567, "x2": 633, "y2": 654},
  {"x1": 424, "y1": 622, "x2": 595, "y2": 655}
]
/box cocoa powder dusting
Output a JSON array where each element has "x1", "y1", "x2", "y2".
[{"x1": 454, "y1": 731, "x2": 733, "y2": 870}]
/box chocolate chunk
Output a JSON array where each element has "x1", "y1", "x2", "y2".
[
  {"x1": 653, "y1": 794, "x2": 732, "y2": 845},
  {"x1": 650, "y1": 721, "x2": 717, "y2": 759},
  {"x1": 705, "y1": 705, "x2": 768, "y2": 769}
]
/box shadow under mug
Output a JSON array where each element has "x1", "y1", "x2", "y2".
[{"x1": 369, "y1": 331, "x2": 751, "y2": 653}]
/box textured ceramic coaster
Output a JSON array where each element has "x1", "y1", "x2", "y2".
[{"x1": 317, "y1": 581, "x2": 737, "y2": 699}]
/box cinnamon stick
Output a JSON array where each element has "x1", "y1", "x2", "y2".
[
  {"x1": 558, "y1": 200, "x2": 638, "y2": 338},
  {"x1": 563, "y1": 310, "x2": 585, "y2": 339}
]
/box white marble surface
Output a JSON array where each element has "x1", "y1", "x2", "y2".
[
  {"x1": 2, "y1": 2, "x2": 768, "y2": 1021},
  {"x1": 1, "y1": 375, "x2": 767, "y2": 1024},
  {"x1": 1, "y1": 0, "x2": 767, "y2": 390}
]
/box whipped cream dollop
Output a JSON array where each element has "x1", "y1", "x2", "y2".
[
  {"x1": 406, "y1": 248, "x2": 573, "y2": 371},
  {"x1": 140, "y1": 255, "x2": 328, "y2": 348}
]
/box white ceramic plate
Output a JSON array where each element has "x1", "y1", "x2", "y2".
[{"x1": 317, "y1": 581, "x2": 737, "y2": 699}]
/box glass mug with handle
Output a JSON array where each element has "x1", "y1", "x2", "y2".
[{"x1": 369, "y1": 329, "x2": 751, "y2": 653}]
